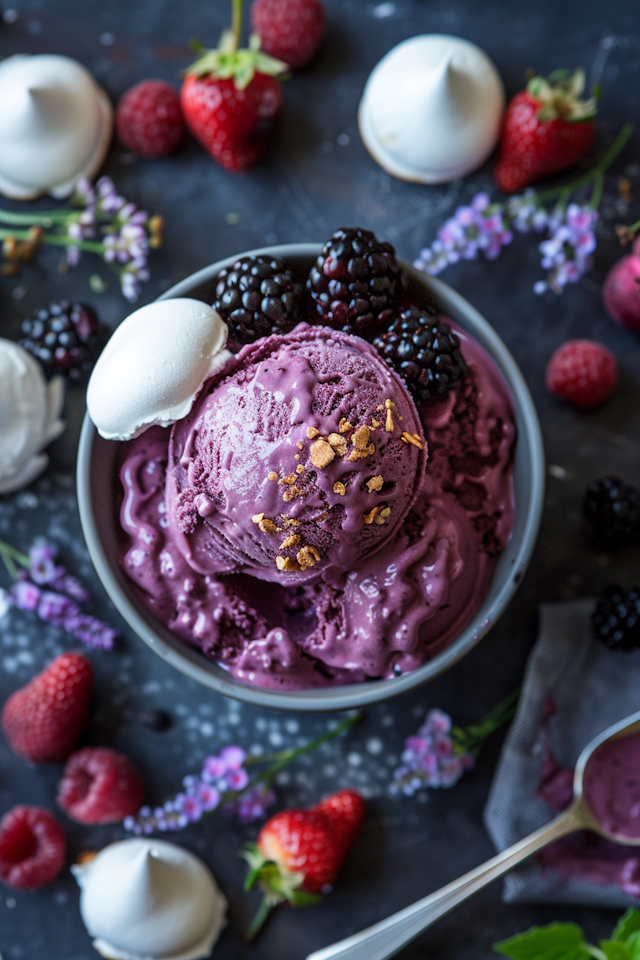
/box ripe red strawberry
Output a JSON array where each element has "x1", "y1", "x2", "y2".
[
  {"x1": 116, "y1": 80, "x2": 185, "y2": 158},
  {"x1": 57, "y1": 747, "x2": 145, "y2": 824},
  {"x1": 180, "y1": 23, "x2": 287, "y2": 172},
  {"x1": 0, "y1": 806, "x2": 66, "y2": 890},
  {"x1": 545, "y1": 339, "x2": 618, "y2": 410},
  {"x1": 244, "y1": 789, "x2": 365, "y2": 938},
  {"x1": 495, "y1": 69, "x2": 597, "y2": 193},
  {"x1": 251, "y1": 0, "x2": 326, "y2": 70},
  {"x1": 1, "y1": 652, "x2": 92, "y2": 764}
]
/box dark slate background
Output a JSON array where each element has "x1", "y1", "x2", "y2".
[{"x1": 1, "y1": 1, "x2": 640, "y2": 957}]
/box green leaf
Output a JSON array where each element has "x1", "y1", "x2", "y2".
[
  {"x1": 494, "y1": 924, "x2": 587, "y2": 960},
  {"x1": 290, "y1": 890, "x2": 322, "y2": 907},
  {"x1": 613, "y1": 910, "x2": 640, "y2": 943},
  {"x1": 625, "y1": 932, "x2": 640, "y2": 960},
  {"x1": 599, "y1": 940, "x2": 632, "y2": 960}
]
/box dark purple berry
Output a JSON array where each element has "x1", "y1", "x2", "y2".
[
  {"x1": 307, "y1": 227, "x2": 404, "y2": 337},
  {"x1": 19, "y1": 301, "x2": 107, "y2": 381},
  {"x1": 373, "y1": 306, "x2": 468, "y2": 402},
  {"x1": 213, "y1": 256, "x2": 304, "y2": 347},
  {"x1": 592, "y1": 585, "x2": 640, "y2": 651},
  {"x1": 583, "y1": 476, "x2": 640, "y2": 548}
]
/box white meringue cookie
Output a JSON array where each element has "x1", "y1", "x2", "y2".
[
  {"x1": 72, "y1": 839, "x2": 227, "y2": 960},
  {"x1": 0, "y1": 339, "x2": 65, "y2": 495},
  {"x1": 358, "y1": 35, "x2": 505, "y2": 184},
  {"x1": 0, "y1": 54, "x2": 113, "y2": 200},
  {"x1": 87, "y1": 299, "x2": 230, "y2": 441}
]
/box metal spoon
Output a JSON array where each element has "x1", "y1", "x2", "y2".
[{"x1": 306, "y1": 709, "x2": 640, "y2": 960}]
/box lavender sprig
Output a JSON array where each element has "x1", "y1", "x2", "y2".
[
  {"x1": 0, "y1": 538, "x2": 117, "y2": 651},
  {"x1": 0, "y1": 176, "x2": 162, "y2": 302},
  {"x1": 125, "y1": 712, "x2": 361, "y2": 834},
  {"x1": 391, "y1": 688, "x2": 520, "y2": 796},
  {"x1": 415, "y1": 123, "x2": 633, "y2": 296}
]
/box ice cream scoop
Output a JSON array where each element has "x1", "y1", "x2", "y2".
[
  {"x1": 0, "y1": 54, "x2": 113, "y2": 200},
  {"x1": 87, "y1": 299, "x2": 230, "y2": 441},
  {"x1": 72, "y1": 838, "x2": 227, "y2": 960},
  {"x1": 358, "y1": 35, "x2": 504, "y2": 184},
  {"x1": 0, "y1": 339, "x2": 65, "y2": 495},
  {"x1": 166, "y1": 324, "x2": 426, "y2": 586}
]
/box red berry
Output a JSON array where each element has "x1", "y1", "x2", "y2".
[
  {"x1": 0, "y1": 806, "x2": 66, "y2": 890},
  {"x1": 180, "y1": 72, "x2": 282, "y2": 172},
  {"x1": 1, "y1": 652, "x2": 92, "y2": 764},
  {"x1": 251, "y1": 0, "x2": 326, "y2": 70},
  {"x1": 116, "y1": 80, "x2": 185, "y2": 158},
  {"x1": 57, "y1": 747, "x2": 146, "y2": 825},
  {"x1": 545, "y1": 340, "x2": 618, "y2": 410}
]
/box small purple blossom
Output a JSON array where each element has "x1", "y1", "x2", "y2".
[
  {"x1": 9, "y1": 579, "x2": 41, "y2": 611},
  {"x1": 391, "y1": 709, "x2": 474, "y2": 797},
  {"x1": 534, "y1": 204, "x2": 598, "y2": 294},
  {"x1": 224, "y1": 782, "x2": 277, "y2": 825}
]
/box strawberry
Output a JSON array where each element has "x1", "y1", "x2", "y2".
[
  {"x1": 180, "y1": 5, "x2": 288, "y2": 173},
  {"x1": 243, "y1": 788, "x2": 365, "y2": 938},
  {"x1": 1, "y1": 652, "x2": 92, "y2": 763},
  {"x1": 494, "y1": 69, "x2": 597, "y2": 193}
]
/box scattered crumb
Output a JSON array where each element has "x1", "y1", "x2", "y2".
[
  {"x1": 276, "y1": 556, "x2": 299, "y2": 572},
  {"x1": 267, "y1": 471, "x2": 278, "y2": 481},
  {"x1": 294, "y1": 454, "x2": 301, "y2": 461},
  {"x1": 252, "y1": 513, "x2": 265, "y2": 524},
  {"x1": 333, "y1": 481, "x2": 346, "y2": 496},
  {"x1": 297, "y1": 440, "x2": 304, "y2": 450},
  {"x1": 353, "y1": 425, "x2": 371, "y2": 450},
  {"x1": 310, "y1": 439, "x2": 335, "y2": 469},
  {"x1": 280, "y1": 534, "x2": 301, "y2": 549},
  {"x1": 282, "y1": 486, "x2": 303, "y2": 503},
  {"x1": 371, "y1": 417, "x2": 381, "y2": 429},
  {"x1": 297, "y1": 545, "x2": 321, "y2": 569},
  {"x1": 328, "y1": 433, "x2": 348, "y2": 456},
  {"x1": 366, "y1": 475, "x2": 384, "y2": 493},
  {"x1": 347, "y1": 443, "x2": 375, "y2": 461},
  {"x1": 306, "y1": 427, "x2": 319, "y2": 439},
  {"x1": 259, "y1": 517, "x2": 279, "y2": 534},
  {"x1": 363, "y1": 506, "x2": 380, "y2": 525},
  {"x1": 296, "y1": 464, "x2": 305, "y2": 475},
  {"x1": 379, "y1": 506, "x2": 391, "y2": 518},
  {"x1": 339, "y1": 418, "x2": 352, "y2": 433},
  {"x1": 402, "y1": 431, "x2": 423, "y2": 449}
]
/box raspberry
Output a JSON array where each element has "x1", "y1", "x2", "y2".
[
  {"x1": 251, "y1": 0, "x2": 326, "y2": 70},
  {"x1": 592, "y1": 585, "x2": 640, "y2": 651},
  {"x1": 0, "y1": 806, "x2": 66, "y2": 890},
  {"x1": 57, "y1": 747, "x2": 145, "y2": 824},
  {"x1": 116, "y1": 80, "x2": 185, "y2": 158},
  {"x1": 19, "y1": 300, "x2": 107, "y2": 381},
  {"x1": 373, "y1": 306, "x2": 468, "y2": 401},
  {"x1": 213, "y1": 255, "x2": 304, "y2": 346},
  {"x1": 583, "y1": 476, "x2": 640, "y2": 548},
  {"x1": 307, "y1": 227, "x2": 404, "y2": 337},
  {"x1": 545, "y1": 339, "x2": 618, "y2": 410},
  {"x1": 1, "y1": 652, "x2": 92, "y2": 764}
]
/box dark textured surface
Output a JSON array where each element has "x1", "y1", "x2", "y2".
[{"x1": 1, "y1": 1, "x2": 640, "y2": 957}]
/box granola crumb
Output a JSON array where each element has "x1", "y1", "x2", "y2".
[
  {"x1": 339, "y1": 418, "x2": 352, "y2": 433},
  {"x1": 371, "y1": 417, "x2": 381, "y2": 429},
  {"x1": 297, "y1": 440, "x2": 304, "y2": 450},
  {"x1": 296, "y1": 464, "x2": 305, "y2": 475},
  {"x1": 374, "y1": 514, "x2": 386, "y2": 525},
  {"x1": 297, "y1": 545, "x2": 321, "y2": 569},
  {"x1": 306, "y1": 426, "x2": 319, "y2": 440},
  {"x1": 353, "y1": 425, "x2": 371, "y2": 450},
  {"x1": 347, "y1": 442, "x2": 375, "y2": 462},
  {"x1": 279, "y1": 473, "x2": 297, "y2": 485},
  {"x1": 328, "y1": 433, "x2": 348, "y2": 456},
  {"x1": 282, "y1": 486, "x2": 302, "y2": 503},
  {"x1": 276, "y1": 556, "x2": 299, "y2": 572},
  {"x1": 363, "y1": 506, "x2": 380, "y2": 524},
  {"x1": 402, "y1": 431, "x2": 423, "y2": 450},
  {"x1": 280, "y1": 534, "x2": 301, "y2": 549},
  {"x1": 310, "y1": 438, "x2": 335, "y2": 469},
  {"x1": 267, "y1": 471, "x2": 278, "y2": 481},
  {"x1": 252, "y1": 513, "x2": 265, "y2": 524},
  {"x1": 376, "y1": 403, "x2": 384, "y2": 412},
  {"x1": 366, "y1": 475, "x2": 384, "y2": 493},
  {"x1": 294, "y1": 454, "x2": 300, "y2": 461},
  {"x1": 333, "y1": 481, "x2": 346, "y2": 496},
  {"x1": 259, "y1": 518, "x2": 279, "y2": 534},
  {"x1": 379, "y1": 506, "x2": 391, "y2": 518}
]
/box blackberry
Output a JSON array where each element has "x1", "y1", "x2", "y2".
[
  {"x1": 307, "y1": 227, "x2": 404, "y2": 336},
  {"x1": 19, "y1": 300, "x2": 106, "y2": 381},
  {"x1": 583, "y1": 476, "x2": 640, "y2": 547},
  {"x1": 373, "y1": 306, "x2": 468, "y2": 402},
  {"x1": 592, "y1": 585, "x2": 640, "y2": 651},
  {"x1": 213, "y1": 255, "x2": 303, "y2": 346}
]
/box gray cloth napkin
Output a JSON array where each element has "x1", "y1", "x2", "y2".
[{"x1": 484, "y1": 597, "x2": 640, "y2": 907}]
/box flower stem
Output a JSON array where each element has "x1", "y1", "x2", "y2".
[
  {"x1": 534, "y1": 122, "x2": 634, "y2": 205},
  {"x1": 231, "y1": 0, "x2": 242, "y2": 49},
  {"x1": 0, "y1": 209, "x2": 72, "y2": 226},
  {"x1": 0, "y1": 227, "x2": 105, "y2": 255},
  {"x1": 0, "y1": 539, "x2": 30, "y2": 570},
  {"x1": 452, "y1": 687, "x2": 520, "y2": 756}
]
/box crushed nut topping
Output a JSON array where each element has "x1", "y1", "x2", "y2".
[
  {"x1": 347, "y1": 443, "x2": 375, "y2": 462},
  {"x1": 402, "y1": 431, "x2": 423, "y2": 450},
  {"x1": 280, "y1": 534, "x2": 301, "y2": 549},
  {"x1": 297, "y1": 545, "x2": 321, "y2": 569},
  {"x1": 379, "y1": 506, "x2": 391, "y2": 518},
  {"x1": 267, "y1": 471, "x2": 278, "y2": 481},
  {"x1": 259, "y1": 518, "x2": 279, "y2": 534},
  {"x1": 328, "y1": 433, "x2": 348, "y2": 456},
  {"x1": 297, "y1": 440, "x2": 304, "y2": 450},
  {"x1": 282, "y1": 486, "x2": 303, "y2": 503},
  {"x1": 296, "y1": 464, "x2": 305, "y2": 475},
  {"x1": 366, "y1": 475, "x2": 384, "y2": 493},
  {"x1": 333, "y1": 481, "x2": 346, "y2": 496},
  {"x1": 279, "y1": 473, "x2": 297, "y2": 485},
  {"x1": 363, "y1": 506, "x2": 380, "y2": 524},
  {"x1": 384, "y1": 399, "x2": 396, "y2": 433},
  {"x1": 276, "y1": 556, "x2": 299, "y2": 572},
  {"x1": 371, "y1": 417, "x2": 381, "y2": 429},
  {"x1": 353, "y1": 425, "x2": 371, "y2": 450},
  {"x1": 310, "y1": 438, "x2": 335, "y2": 469},
  {"x1": 306, "y1": 426, "x2": 319, "y2": 440},
  {"x1": 294, "y1": 453, "x2": 300, "y2": 461},
  {"x1": 251, "y1": 513, "x2": 265, "y2": 524},
  {"x1": 339, "y1": 418, "x2": 352, "y2": 433}
]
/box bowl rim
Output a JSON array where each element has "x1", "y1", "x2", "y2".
[{"x1": 77, "y1": 243, "x2": 545, "y2": 712}]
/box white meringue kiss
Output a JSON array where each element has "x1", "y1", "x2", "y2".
[
  {"x1": 0, "y1": 339, "x2": 65, "y2": 495},
  {"x1": 359, "y1": 35, "x2": 505, "y2": 184},
  {"x1": 87, "y1": 299, "x2": 230, "y2": 441},
  {"x1": 72, "y1": 839, "x2": 227, "y2": 960},
  {"x1": 0, "y1": 54, "x2": 113, "y2": 200}
]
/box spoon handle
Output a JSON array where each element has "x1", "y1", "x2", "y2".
[{"x1": 305, "y1": 804, "x2": 584, "y2": 960}]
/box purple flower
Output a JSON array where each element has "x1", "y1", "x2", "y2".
[
  {"x1": 62, "y1": 612, "x2": 117, "y2": 651},
  {"x1": 37, "y1": 591, "x2": 78, "y2": 626},
  {"x1": 28, "y1": 543, "x2": 59, "y2": 585},
  {"x1": 9, "y1": 579, "x2": 41, "y2": 611},
  {"x1": 224, "y1": 782, "x2": 276, "y2": 825},
  {"x1": 220, "y1": 745, "x2": 246, "y2": 770},
  {"x1": 202, "y1": 755, "x2": 228, "y2": 782},
  {"x1": 535, "y1": 204, "x2": 598, "y2": 294},
  {"x1": 197, "y1": 783, "x2": 221, "y2": 812},
  {"x1": 391, "y1": 708, "x2": 474, "y2": 796},
  {"x1": 49, "y1": 571, "x2": 91, "y2": 604}
]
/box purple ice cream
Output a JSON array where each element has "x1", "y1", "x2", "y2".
[{"x1": 118, "y1": 319, "x2": 515, "y2": 690}]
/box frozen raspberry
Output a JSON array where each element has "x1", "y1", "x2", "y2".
[
  {"x1": 251, "y1": 0, "x2": 326, "y2": 70},
  {"x1": 116, "y1": 80, "x2": 185, "y2": 158},
  {"x1": 0, "y1": 806, "x2": 66, "y2": 890},
  {"x1": 1, "y1": 652, "x2": 92, "y2": 764},
  {"x1": 57, "y1": 747, "x2": 145, "y2": 825},
  {"x1": 545, "y1": 340, "x2": 618, "y2": 410}
]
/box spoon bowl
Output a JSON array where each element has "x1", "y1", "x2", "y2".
[{"x1": 306, "y1": 708, "x2": 640, "y2": 960}]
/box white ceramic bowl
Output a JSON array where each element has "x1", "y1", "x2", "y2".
[{"x1": 77, "y1": 244, "x2": 545, "y2": 712}]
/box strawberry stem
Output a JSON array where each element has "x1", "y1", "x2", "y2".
[
  {"x1": 231, "y1": 0, "x2": 242, "y2": 51},
  {"x1": 451, "y1": 686, "x2": 520, "y2": 756},
  {"x1": 245, "y1": 897, "x2": 274, "y2": 942}
]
